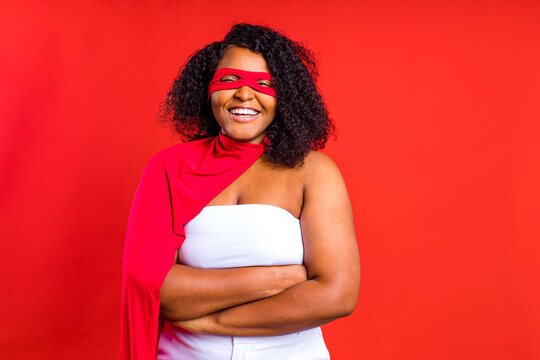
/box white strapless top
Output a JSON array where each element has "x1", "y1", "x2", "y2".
[
  {"x1": 158, "y1": 205, "x2": 330, "y2": 360},
  {"x1": 178, "y1": 204, "x2": 304, "y2": 268}
]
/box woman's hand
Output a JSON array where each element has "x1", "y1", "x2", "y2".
[
  {"x1": 160, "y1": 264, "x2": 308, "y2": 322},
  {"x1": 278, "y1": 264, "x2": 308, "y2": 292},
  {"x1": 168, "y1": 265, "x2": 307, "y2": 333},
  {"x1": 174, "y1": 313, "x2": 219, "y2": 334},
  {"x1": 179, "y1": 152, "x2": 360, "y2": 337}
]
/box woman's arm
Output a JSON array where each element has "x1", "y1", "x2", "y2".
[
  {"x1": 175, "y1": 152, "x2": 360, "y2": 336},
  {"x1": 160, "y1": 263, "x2": 307, "y2": 321}
]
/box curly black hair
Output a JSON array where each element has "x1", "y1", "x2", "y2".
[{"x1": 161, "y1": 23, "x2": 334, "y2": 167}]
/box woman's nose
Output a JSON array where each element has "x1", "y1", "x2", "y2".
[{"x1": 234, "y1": 86, "x2": 255, "y2": 101}]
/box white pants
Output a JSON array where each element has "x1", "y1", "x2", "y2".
[{"x1": 157, "y1": 323, "x2": 330, "y2": 360}]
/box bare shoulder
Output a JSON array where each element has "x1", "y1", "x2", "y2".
[
  {"x1": 300, "y1": 151, "x2": 344, "y2": 187},
  {"x1": 302, "y1": 150, "x2": 337, "y2": 168},
  {"x1": 299, "y1": 150, "x2": 352, "y2": 223}
]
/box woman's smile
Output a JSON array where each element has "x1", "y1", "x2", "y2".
[{"x1": 228, "y1": 106, "x2": 261, "y2": 122}]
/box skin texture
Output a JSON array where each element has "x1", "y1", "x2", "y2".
[
  {"x1": 160, "y1": 263, "x2": 307, "y2": 321},
  {"x1": 160, "y1": 45, "x2": 360, "y2": 336}
]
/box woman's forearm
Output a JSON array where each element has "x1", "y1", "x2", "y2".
[
  {"x1": 160, "y1": 264, "x2": 307, "y2": 321},
  {"x1": 168, "y1": 152, "x2": 361, "y2": 332},
  {"x1": 175, "y1": 274, "x2": 358, "y2": 336}
]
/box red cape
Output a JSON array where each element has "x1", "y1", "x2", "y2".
[{"x1": 120, "y1": 132, "x2": 265, "y2": 359}]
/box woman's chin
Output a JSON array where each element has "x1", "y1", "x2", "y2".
[{"x1": 222, "y1": 129, "x2": 266, "y2": 144}]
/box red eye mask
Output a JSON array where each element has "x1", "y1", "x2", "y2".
[{"x1": 207, "y1": 67, "x2": 276, "y2": 100}]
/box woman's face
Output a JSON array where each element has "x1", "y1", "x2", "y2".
[{"x1": 210, "y1": 46, "x2": 277, "y2": 144}]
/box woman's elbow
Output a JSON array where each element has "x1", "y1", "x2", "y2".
[
  {"x1": 331, "y1": 290, "x2": 358, "y2": 317},
  {"x1": 320, "y1": 280, "x2": 359, "y2": 318},
  {"x1": 160, "y1": 301, "x2": 196, "y2": 322},
  {"x1": 160, "y1": 297, "x2": 179, "y2": 321},
  {"x1": 159, "y1": 291, "x2": 194, "y2": 322},
  {"x1": 340, "y1": 292, "x2": 358, "y2": 317}
]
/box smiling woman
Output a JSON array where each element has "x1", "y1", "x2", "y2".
[{"x1": 120, "y1": 23, "x2": 360, "y2": 360}]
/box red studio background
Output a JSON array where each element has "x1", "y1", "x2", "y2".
[{"x1": 1, "y1": 1, "x2": 539, "y2": 359}]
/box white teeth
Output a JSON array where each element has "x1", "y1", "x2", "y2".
[{"x1": 230, "y1": 108, "x2": 259, "y2": 116}]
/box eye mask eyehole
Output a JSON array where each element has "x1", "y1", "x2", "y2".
[{"x1": 208, "y1": 68, "x2": 276, "y2": 101}]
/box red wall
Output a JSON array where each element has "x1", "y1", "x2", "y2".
[{"x1": 1, "y1": 1, "x2": 539, "y2": 359}]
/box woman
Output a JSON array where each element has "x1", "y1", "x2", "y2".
[{"x1": 121, "y1": 23, "x2": 359, "y2": 360}]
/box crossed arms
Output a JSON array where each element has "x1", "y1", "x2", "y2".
[{"x1": 160, "y1": 152, "x2": 360, "y2": 336}]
